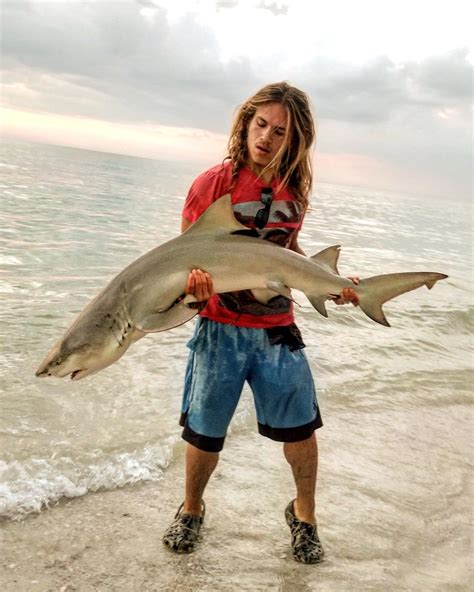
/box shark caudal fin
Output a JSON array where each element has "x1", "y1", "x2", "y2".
[{"x1": 356, "y1": 272, "x2": 448, "y2": 327}]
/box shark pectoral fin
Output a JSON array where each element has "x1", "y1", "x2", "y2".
[
  {"x1": 310, "y1": 245, "x2": 341, "y2": 275},
  {"x1": 308, "y1": 295, "x2": 329, "y2": 318},
  {"x1": 182, "y1": 294, "x2": 198, "y2": 306},
  {"x1": 137, "y1": 302, "x2": 198, "y2": 333}
]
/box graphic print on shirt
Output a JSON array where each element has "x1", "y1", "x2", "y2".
[
  {"x1": 217, "y1": 197, "x2": 302, "y2": 316},
  {"x1": 232, "y1": 199, "x2": 301, "y2": 248}
]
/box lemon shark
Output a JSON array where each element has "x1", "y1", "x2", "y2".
[{"x1": 35, "y1": 194, "x2": 447, "y2": 380}]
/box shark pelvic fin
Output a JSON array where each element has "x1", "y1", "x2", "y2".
[
  {"x1": 251, "y1": 281, "x2": 294, "y2": 305},
  {"x1": 266, "y1": 280, "x2": 292, "y2": 299},
  {"x1": 184, "y1": 194, "x2": 248, "y2": 234},
  {"x1": 310, "y1": 245, "x2": 341, "y2": 275}
]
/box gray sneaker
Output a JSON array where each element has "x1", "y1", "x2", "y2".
[
  {"x1": 162, "y1": 501, "x2": 205, "y2": 554},
  {"x1": 285, "y1": 500, "x2": 324, "y2": 564}
]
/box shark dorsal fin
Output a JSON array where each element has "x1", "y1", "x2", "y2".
[
  {"x1": 184, "y1": 194, "x2": 248, "y2": 234},
  {"x1": 310, "y1": 245, "x2": 341, "y2": 275}
]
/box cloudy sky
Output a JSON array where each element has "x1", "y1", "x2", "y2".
[{"x1": 1, "y1": 0, "x2": 472, "y2": 198}]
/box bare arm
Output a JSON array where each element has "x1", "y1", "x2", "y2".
[{"x1": 288, "y1": 230, "x2": 307, "y2": 256}]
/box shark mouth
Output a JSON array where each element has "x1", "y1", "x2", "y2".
[{"x1": 70, "y1": 369, "x2": 86, "y2": 380}]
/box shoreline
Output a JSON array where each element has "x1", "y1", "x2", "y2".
[
  {"x1": 1, "y1": 433, "x2": 316, "y2": 592},
  {"x1": 1, "y1": 410, "x2": 471, "y2": 592}
]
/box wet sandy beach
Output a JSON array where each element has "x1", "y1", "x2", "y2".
[{"x1": 1, "y1": 409, "x2": 471, "y2": 592}]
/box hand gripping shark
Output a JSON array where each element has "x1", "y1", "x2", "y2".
[{"x1": 35, "y1": 194, "x2": 447, "y2": 380}]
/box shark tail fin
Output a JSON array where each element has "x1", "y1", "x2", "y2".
[{"x1": 356, "y1": 272, "x2": 448, "y2": 327}]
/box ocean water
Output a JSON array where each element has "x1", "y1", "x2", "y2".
[{"x1": 0, "y1": 141, "x2": 472, "y2": 587}]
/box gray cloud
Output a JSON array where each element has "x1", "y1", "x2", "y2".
[
  {"x1": 3, "y1": 2, "x2": 471, "y2": 128},
  {"x1": 1, "y1": 1, "x2": 258, "y2": 130},
  {"x1": 301, "y1": 50, "x2": 472, "y2": 123},
  {"x1": 410, "y1": 49, "x2": 472, "y2": 99},
  {"x1": 1, "y1": 1, "x2": 472, "y2": 197},
  {"x1": 216, "y1": 0, "x2": 240, "y2": 9},
  {"x1": 256, "y1": 1, "x2": 289, "y2": 16},
  {"x1": 2, "y1": 2, "x2": 471, "y2": 127}
]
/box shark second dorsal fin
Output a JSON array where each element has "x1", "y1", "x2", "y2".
[
  {"x1": 184, "y1": 194, "x2": 248, "y2": 234},
  {"x1": 310, "y1": 245, "x2": 341, "y2": 275}
]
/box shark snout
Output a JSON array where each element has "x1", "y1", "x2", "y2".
[
  {"x1": 35, "y1": 342, "x2": 87, "y2": 380},
  {"x1": 35, "y1": 332, "x2": 134, "y2": 380},
  {"x1": 35, "y1": 363, "x2": 86, "y2": 380}
]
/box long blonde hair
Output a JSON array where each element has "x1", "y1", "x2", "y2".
[{"x1": 227, "y1": 82, "x2": 316, "y2": 210}]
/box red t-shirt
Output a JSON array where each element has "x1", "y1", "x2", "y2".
[{"x1": 182, "y1": 161, "x2": 304, "y2": 328}]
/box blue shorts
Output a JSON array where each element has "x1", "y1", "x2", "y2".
[{"x1": 180, "y1": 318, "x2": 322, "y2": 452}]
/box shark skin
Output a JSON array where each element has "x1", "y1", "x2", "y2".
[{"x1": 35, "y1": 194, "x2": 448, "y2": 381}]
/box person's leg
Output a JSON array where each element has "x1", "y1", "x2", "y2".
[
  {"x1": 283, "y1": 432, "x2": 318, "y2": 523},
  {"x1": 183, "y1": 443, "x2": 219, "y2": 515},
  {"x1": 283, "y1": 432, "x2": 324, "y2": 563},
  {"x1": 162, "y1": 443, "x2": 217, "y2": 553},
  {"x1": 249, "y1": 336, "x2": 321, "y2": 525},
  {"x1": 249, "y1": 333, "x2": 324, "y2": 563},
  {"x1": 164, "y1": 320, "x2": 250, "y2": 554}
]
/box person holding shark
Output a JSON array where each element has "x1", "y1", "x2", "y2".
[
  {"x1": 162, "y1": 82, "x2": 359, "y2": 564},
  {"x1": 31, "y1": 81, "x2": 446, "y2": 561}
]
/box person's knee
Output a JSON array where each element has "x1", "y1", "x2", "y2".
[
  {"x1": 283, "y1": 433, "x2": 317, "y2": 464},
  {"x1": 186, "y1": 442, "x2": 220, "y2": 467}
]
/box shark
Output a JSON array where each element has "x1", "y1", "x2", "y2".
[{"x1": 35, "y1": 194, "x2": 447, "y2": 380}]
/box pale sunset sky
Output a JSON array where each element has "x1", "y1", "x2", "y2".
[{"x1": 1, "y1": 0, "x2": 472, "y2": 199}]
